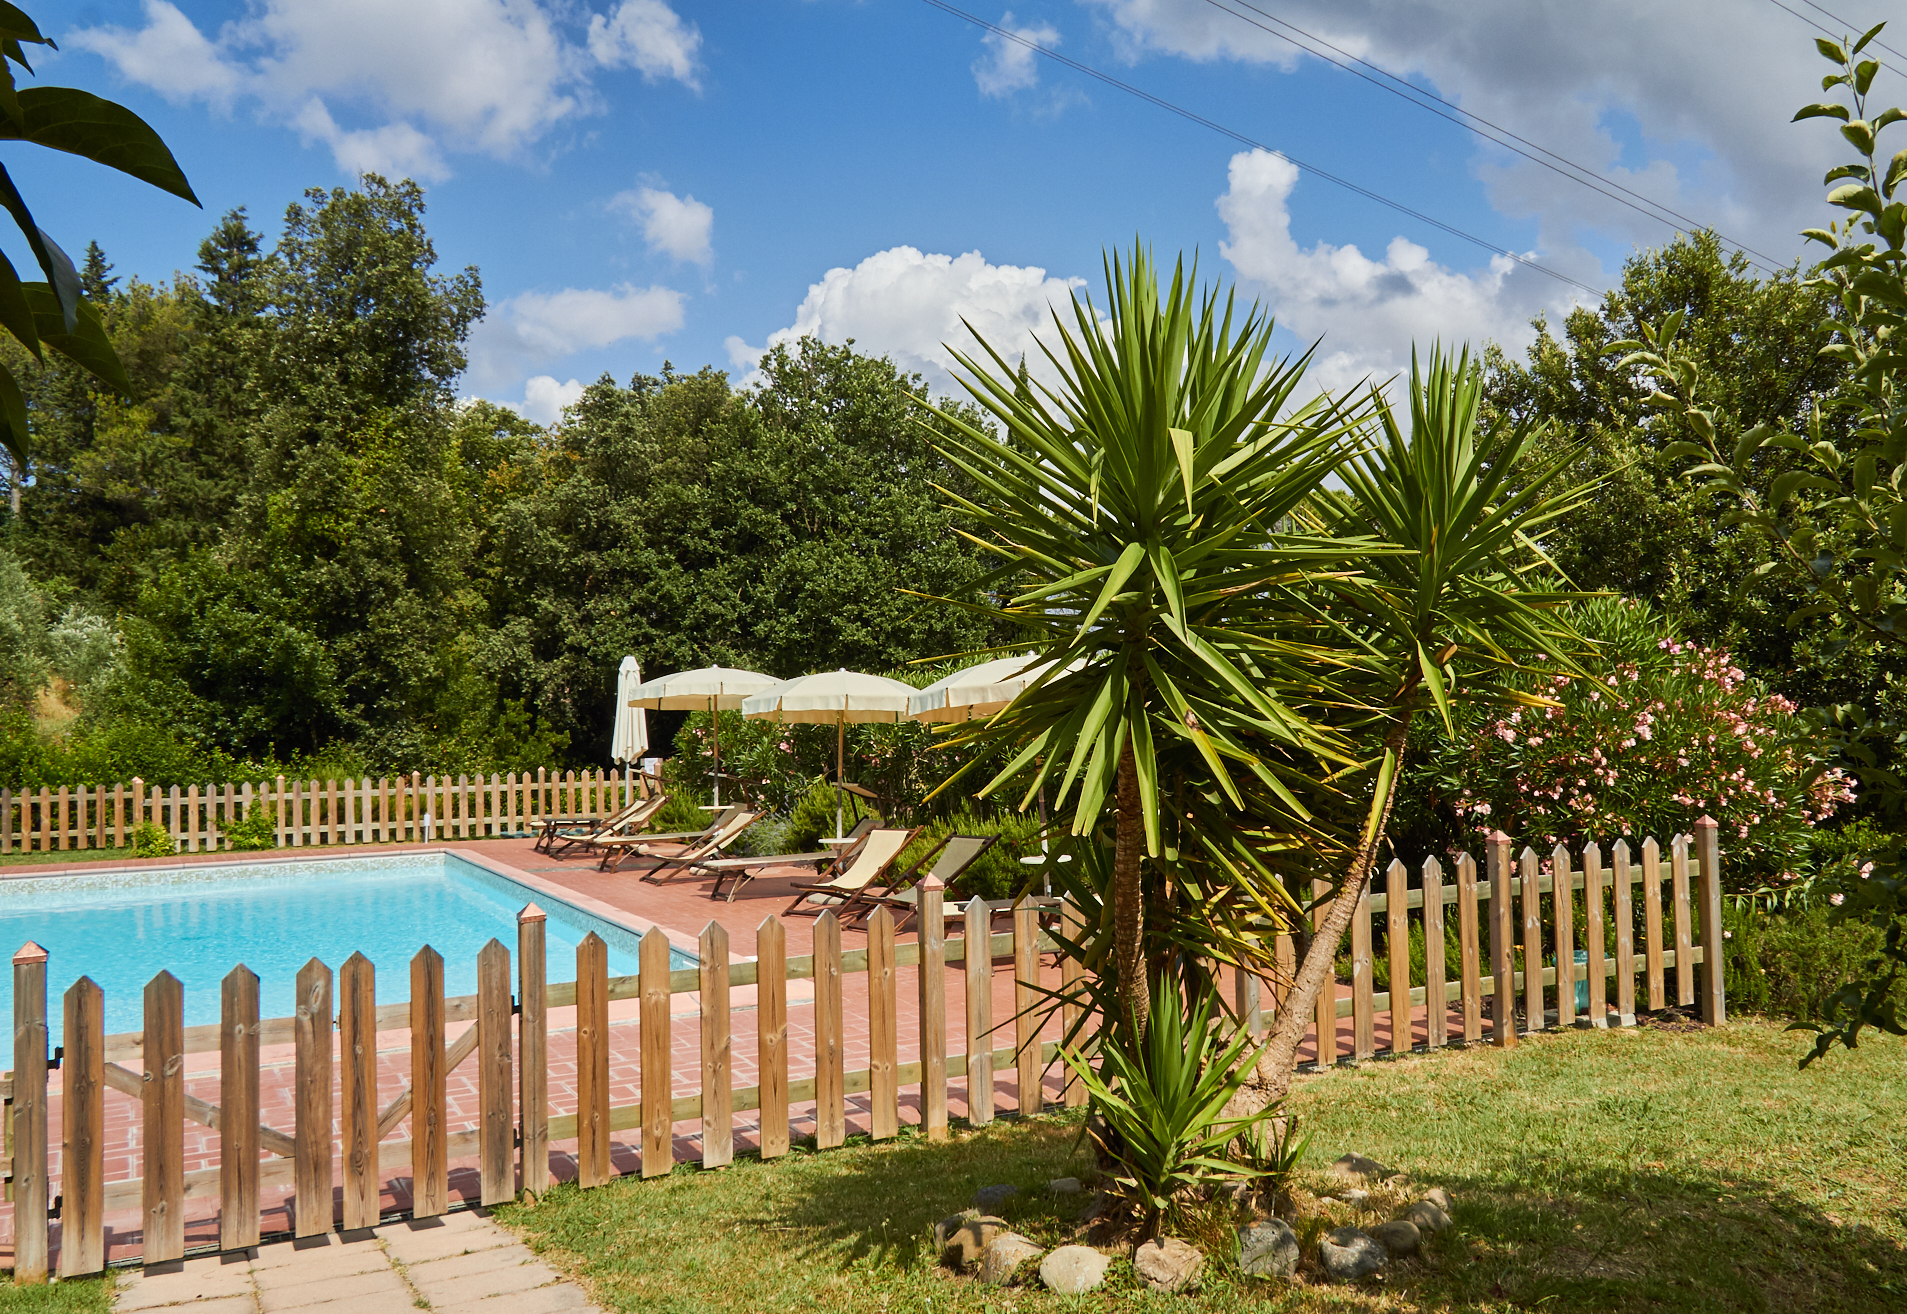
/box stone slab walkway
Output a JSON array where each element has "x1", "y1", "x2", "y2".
[{"x1": 111, "y1": 1207, "x2": 597, "y2": 1314}]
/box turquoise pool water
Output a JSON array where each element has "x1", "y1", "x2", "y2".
[{"x1": 0, "y1": 853, "x2": 690, "y2": 1033}]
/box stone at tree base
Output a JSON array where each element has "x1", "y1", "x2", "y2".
[
  {"x1": 1342, "y1": 1188, "x2": 1371, "y2": 1205},
  {"x1": 1039, "y1": 1245, "x2": 1110, "y2": 1294},
  {"x1": 1368, "y1": 1219, "x2": 1421, "y2": 1257},
  {"x1": 1402, "y1": 1201, "x2": 1452, "y2": 1233},
  {"x1": 969, "y1": 1183, "x2": 1020, "y2": 1210},
  {"x1": 1318, "y1": 1227, "x2": 1389, "y2": 1281},
  {"x1": 1420, "y1": 1187, "x2": 1453, "y2": 1211},
  {"x1": 938, "y1": 1215, "x2": 1010, "y2": 1268},
  {"x1": 1047, "y1": 1176, "x2": 1083, "y2": 1196},
  {"x1": 1237, "y1": 1219, "x2": 1300, "y2": 1278},
  {"x1": 1132, "y1": 1236, "x2": 1204, "y2": 1293},
  {"x1": 977, "y1": 1233, "x2": 1044, "y2": 1286},
  {"x1": 1331, "y1": 1153, "x2": 1394, "y2": 1181}
]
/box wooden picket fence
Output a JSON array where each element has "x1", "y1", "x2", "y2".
[
  {"x1": 2, "y1": 885, "x2": 1088, "y2": 1280},
  {"x1": 0, "y1": 769, "x2": 646, "y2": 855}
]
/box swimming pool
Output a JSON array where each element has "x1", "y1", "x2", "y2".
[{"x1": 0, "y1": 853, "x2": 692, "y2": 1033}]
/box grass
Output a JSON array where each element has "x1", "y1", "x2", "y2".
[
  {"x1": 0, "y1": 1276, "x2": 113, "y2": 1311},
  {"x1": 494, "y1": 1019, "x2": 1907, "y2": 1312}
]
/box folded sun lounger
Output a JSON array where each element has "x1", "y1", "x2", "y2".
[
  {"x1": 848, "y1": 833, "x2": 1001, "y2": 927},
  {"x1": 543, "y1": 793, "x2": 670, "y2": 859},
  {"x1": 781, "y1": 827, "x2": 920, "y2": 916},
  {"x1": 615, "y1": 808, "x2": 761, "y2": 880},
  {"x1": 698, "y1": 817, "x2": 883, "y2": 902}
]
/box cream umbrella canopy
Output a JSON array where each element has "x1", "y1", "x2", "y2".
[
  {"x1": 610, "y1": 657, "x2": 650, "y2": 766},
  {"x1": 741, "y1": 668, "x2": 917, "y2": 840},
  {"x1": 907, "y1": 654, "x2": 1081, "y2": 723},
  {"x1": 626, "y1": 665, "x2": 780, "y2": 806}
]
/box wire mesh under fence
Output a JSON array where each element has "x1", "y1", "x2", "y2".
[
  {"x1": 1224, "y1": 822, "x2": 1727, "y2": 1064},
  {"x1": 0, "y1": 888, "x2": 1085, "y2": 1278},
  {"x1": 0, "y1": 769, "x2": 653, "y2": 856}
]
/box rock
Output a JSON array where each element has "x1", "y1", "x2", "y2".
[
  {"x1": 1368, "y1": 1219, "x2": 1421, "y2": 1257},
  {"x1": 1039, "y1": 1245, "x2": 1110, "y2": 1294},
  {"x1": 938, "y1": 1214, "x2": 1010, "y2": 1268},
  {"x1": 977, "y1": 1233, "x2": 1044, "y2": 1286},
  {"x1": 1318, "y1": 1227, "x2": 1388, "y2": 1282},
  {"x1": 1047, "y1": 1176, "x2": 1083, "y2": 1196},
  {"x1": 1237, "y1": 1219, "x2": 1300, "y2": 1279},
  {"x1": 1420, "y1": 1187, "x2": 1452, "y2": 1212},
  {"x1": 1342, "y1": 1188, "x2": 1371, "y2": 1205},
  {"x1": 1132, "y1": 1236, "x2": 1204, "y2": 1293},
  {"x1": 969, "y1": 1183, "x2": 1020, "y2": 1210},
  {"x1": 1402, "y1": 1201, "x2": 1452, "y2": 1234},
  {"x1": 1331, "y1": 1153, "x2": 1394, "y2": 1182}
]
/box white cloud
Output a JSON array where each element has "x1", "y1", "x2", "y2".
[
  {"x1": 733, "y1": 246, "x2": 1088, "y2": 395},
  {"x1": 467, "y1": 283, "x2": 686, "y2": 391},
  {"x1": 611, "y1": 186, "x2": 715, "y2": 264},
  {"x1": 70, "y1": 0, "x2": 702, "y2": 178},
  {"x1": 588, "y1": 0, "x2": 703, "y2": 89},
  {"x1": 974, "y1": 12, "x2": 1061, "y2": 98},
  {"x1": 519, "y1": 376, "x2": 588, "y2": 425},
  {"x1": 1085, "y1": 0, "x2": 1842, "y2": 271},
  {"x1": 1216, "y1": 149, "x2": 1573, "y2": 396}
]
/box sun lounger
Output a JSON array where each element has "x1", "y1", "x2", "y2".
[
  {"x1": 781, "y1": 828, "x2": 919, "y2": 916},
  {"x1": 613, "y1": 808, "x2": 761, "y2": 879},
  {"x1": 579, "y1": 803, "x2": 745, "y2": 865},
  {"x1": 699, "y1": 817, "x2": 884, "y2": 902},
  {"x1": 542, "y1": 793, "x2": 670, "y2": 858},
  {"x1": 848, "y1": 833, "x2": 1001, "y2": 926}
]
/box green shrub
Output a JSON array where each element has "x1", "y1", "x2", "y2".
[
  {"x1": 222, "y1": 805, "x2": 276, "y2": 852},
  {"x1": 130, "y1": 820, "x2": 173, "y2": 858},
  {"x1": 897, "y1": 806, "x2": 1043, "y2": 901},
  {"x1": 787, "y1": 778, "x2": 868, "y2": 852},
  {"x1": 1722, "y1": 898, "x2": 1906, "y2": 1021}
]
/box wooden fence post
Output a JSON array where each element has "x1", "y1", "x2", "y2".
[
  {"x1": 919, "y1": 878, "x2": 950, "y2": 1135},
  {"x1": 1520, "y1": 846, "x2": 1544, "y2": 1031},
  {"x1": 1695, "y1": 817, "x2": 1726, "y2": 1024},
  {"x1": 1643, "y1": 837, "x2": 1666, "y2": 1011},
  {"x1": 478, "y1": 939, "x2": 513, "y2": 1205},
  {"x1": 1312, "y1": 879, "x2": 1338, "y2": 1065},
  {"x1": 1488, "y1": 832, "x2": 1516, "y2": 1048},
  {"x1": 1351, "y1": 882, "x2": 1375, "y2": 1061},
  {"x1": 143, "y1": 971, "x2": 185, "y2": 1263},
  {"x1": 518, "y1": 906, "x2": 549, "y2": 1195},
  {"x1": 1456, "y1": 852, "x2": 1480, "y2": 1044},
  {"x1": 294, "y1": 958, "x2": 333, "y2": 1236},
  {"x1": 339, "y1": 953, "x2": 378, "y2": 1231},
  {"x1": 963, "y1": 896, "x2": 992, "y2": 1124},
  {"x1": 640, "y1": 928, "x2": 672, "y2": 1177},
  {"x1": 220, "y1": 964, "x2": 261, "y2": 1251},
  {"x1": 867, "y1": 908, "x2": 899, "y2": 1140},
  {"x1": 1013, "y1": 904, "x2": 1040, "y2": 1114},
  {"x1": 814, "y1": 912, "x2": 845, "y2": 1149},
  {"x1": 60, "y1": 978, "x2": 104, "y2": 1278},
  {"x1": 1424, "y1": 856, "x2": 1446, "y2": 1050},
  {"x1": 700, "y1": 921, "x2": 733, "y2": 1169},
  {"x1": 1583, "y1": 842, "x2": 1608, "y2": 1028},
  {"x1": 1614, "y1": 839, "x2": 1637, "y2": 1026},
  {"x1": 11, "y1": 941, "x2": 48, "y2": 1284},
  {"x1": 274, "y1": 776, "x2": 286, "y2": 848},
  {"x1": 1385, "y1": 859, "x2": 1410, "y2": 1053},
  {"x1": 1671, "y1": 834, "x2": 1696, "y2": 1008},
  {"x1": 410, "y1": 946, "x2": 446, "y2": 1217},
  {"x1": 1553, "y1": 845, "x2": 1576, "y2": 1029},
  {"x1": 1058, "y1": 894, "x2": 1086, "y2": 1110},
  {"x1": 576, "y1": 931, "x2": 609, "y2": 1187},
  {"x1": 756, "y1": 915, "x2": 789, "y2": 1159}
]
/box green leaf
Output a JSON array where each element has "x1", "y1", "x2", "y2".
[
  {"x1": 23, "y1": 283, "x2": 128, "y2": 393},
  {"x1": 1843, "y1": 120, "x2": 1878, "y2": 155},
  {"x1": 1855, "y1": 61, "x2": 1880, "y2": 97},
  {"x1": 0, "y1": 248, "x2": 38, "y2": 361},
  {"x1": 1168, "y1": 426, "x2": 1197, "y2": 513},
  {"x1": 1825, "y1": 164, "x2": 1871, "y2": 185},
  {"x1": 0, "y1": 162, "x2": 76, "y2": 330},
  {"x1": 0, "y1": 4, "x2": 48, "y2": 47},
  {"x1": 0, "y1": 360, "x2": 26, "y2": 467},
  {"x1": 1076, "y1": 540, "x2": 1147, "y2": 637},
  {"x1": 1852, "y1": 22, "x2": 1888, "y2": 56},
  {"x1": 1817, "y1": 38, "x2": 1849, "y2": 64},
  {"x1": 1829, "y1": 183, "x2": 1886, "y2": 216},
  {"x1": 0, "y1": 88, "x2": 199, "y2": 206},
  {"x1": 1796, "y1": 101, "x2": 1852, "y2": 123}
]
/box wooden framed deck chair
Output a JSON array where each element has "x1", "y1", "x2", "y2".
[
  {"x1": 700, "y1": 817, "x2": 883, "y2": 902},
  {"x1": 618, "y1": 808, "x2": 761, "y2": 880},
  {"x1": 579, "y1": 803, "x2": 743, "y2": 866},
  {"x1": 544, "y1": 792, "x2": 670, "y2": 859},
  {"x1": 847, "y1": 833, "x2": 1001, "y2": 927},
  {"x1": 781, "y1": 827, "x2": 919, "y2": 916}
]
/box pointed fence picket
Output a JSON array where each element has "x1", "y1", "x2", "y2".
[{"x1": 1, "y1": 823, "x2": 1726, "y2": 1278}]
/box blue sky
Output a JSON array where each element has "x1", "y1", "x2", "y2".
[{"x1": 27, "y1": 0, "x2": 1886, "y2": 419}]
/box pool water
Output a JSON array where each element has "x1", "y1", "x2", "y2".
[{"x1": 0, "y1": 853, "x2": 690, "y2": 1033}]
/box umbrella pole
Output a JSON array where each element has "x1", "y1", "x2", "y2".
[
  {"x1": 711, "y1": 696, "x2": 721, "y2": 808},
  {"x1": 835, "y1": 716, "x2": 845, "y2": 840}
]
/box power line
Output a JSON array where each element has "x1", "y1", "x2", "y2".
[
  {"x1": 916, "y1": 0, "x2": 1603, "y2": 296},
  {"x1": 1199, "y1": 0, "x2": 1789, "y2": 277},
  {"x1": 1767, "y1": 0, "x2": 1904, "y2": 75},
  {"x1": 1792, "y1": 1, "x2": 1905, "y2": 62}
]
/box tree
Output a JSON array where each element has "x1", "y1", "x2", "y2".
[{"x1": 1628, "y1": 22, "x2": 1907, "y2": 1060}]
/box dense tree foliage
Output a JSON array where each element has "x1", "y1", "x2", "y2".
[{"x1": 0, "y1": 178, "x2": 1005, "y2": 785}]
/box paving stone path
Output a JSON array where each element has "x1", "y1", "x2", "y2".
[{"x1": 111, "y1": 1207, "x2": 598, "y2": 1314}]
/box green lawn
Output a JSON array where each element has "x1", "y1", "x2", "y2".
[
  {"x1": 495, "y1": 1019, "x2": 1907, "y2": 1313},
  {"x1": 0, "y1": 1276, "x2": 112, "y2": 1312}
]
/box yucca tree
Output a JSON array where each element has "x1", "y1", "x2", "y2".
[
  {"x1": 1236, "y1": 347, "x2": 1596, "y2": 1107},
  {"x1": 925, "y1": 246, "x2": 1379, "y2": 1033}
]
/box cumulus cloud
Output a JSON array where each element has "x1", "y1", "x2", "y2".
[
  {"x1": 1216, "y1": 149, "x2": 1574, "y2": 396},
  {"x1": 1084, "y1": 0, "x2": 1839, "y2": 271},
  {"x1": 611, "y1": 185, "x2": 714, "y2": 264},
  {"x1": 467, "y1": 282, "x2": 686, "y2": 391},
  {"x1": 729, "y1": 247, "x2": 1089, "y2": 396},
  {"x1": 70, "y1": 0, "x2": 702, "y2": 178},
  {"x1": 518, "y1": 376, "x2": 589, "y2": 425},
  {"x1": 973, "y1": 12, "x2": 1061, "y2": 98}
]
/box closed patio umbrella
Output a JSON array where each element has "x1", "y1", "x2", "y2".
[
  {"x1": 627, "y1": 665, "x2": 781, "y2": 806},
  {"x1": 907, "y1": 654, "x2": 1080, "y2": 723},
  {"x1": 610, "y1": 657, "x2": 649, "y2": 767},
  {"x1": 741, "y1": 668, "x2": 916, "y2": 840}
]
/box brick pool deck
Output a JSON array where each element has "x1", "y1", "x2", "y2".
[{"x1": 0, "y1": 835, "x2": 1394, "y2": 1273}]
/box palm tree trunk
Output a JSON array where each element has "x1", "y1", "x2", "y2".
[
  {"x1": 1112, "y1": 729, "x2": 1149, "y2": 1038},
  {"x1": 1236, "y1": 704, "x2": 1415, "y2": 1110}
]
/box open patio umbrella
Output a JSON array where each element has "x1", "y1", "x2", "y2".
[
  {"x1": 741, "y1": 668, "x2": 916, "y2": 840},
  {"x1": 610, "y1": 657, "x2": 650, "y2": 768},
  {"x1": 907, "y1": 654, "x2": 1081, "y2": 723},
  {"x1": 627, "y1": 665, "x2": 780, "y2": 806}
]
